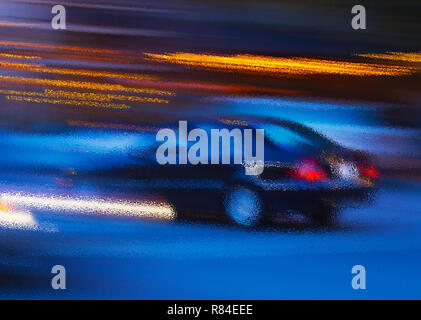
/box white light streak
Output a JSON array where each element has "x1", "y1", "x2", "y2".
[{"x1": 0, "y1": 193, "x2": 176, "y2": 221}]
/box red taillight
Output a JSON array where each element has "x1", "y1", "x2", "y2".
[
  {"x1": 358, "y1": 164, "x2": 380, "y2": 179},
  {"x1": 291, "y1": 158, "x2": 328, "y2": 182}
]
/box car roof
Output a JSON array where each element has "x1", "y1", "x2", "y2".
[{"x1": 158, "y1": 116, "x2": 338, "y2": 150}]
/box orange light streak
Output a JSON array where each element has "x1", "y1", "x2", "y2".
[
  {"x1": 145, "y1": 52, "x2": 414, "y2": 76},
  {"x1": 0, "y1": 40, "x2": 122, "y2": 55}
]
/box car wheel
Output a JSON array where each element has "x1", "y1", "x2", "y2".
[{"x1": 224, "y1": 185, "x2": 263, "y2": 227}]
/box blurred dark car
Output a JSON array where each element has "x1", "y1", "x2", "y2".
[{"x1": 101, "y1": 117, "x2": 379, "y2": 227}]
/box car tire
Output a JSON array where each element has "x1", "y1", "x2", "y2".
[{"x1": 224, "y1": 185, "x2": 263, "y2": 227}]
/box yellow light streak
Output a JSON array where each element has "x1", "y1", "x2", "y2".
[
  {"x1": 0, "y1": 89, "x2": 169, "y2": 104},
  {"x1": 357, "y1": 52, "x2": 421, "y2": 63},
  {"x1": 0, "y1": 75, "x2": 174, "y2": 96},
  {"x1": 0, "y1": 201, "x2": 10, "y2": 213},
  {"x1": 219, "y1": 119, "x2": 249, "y2": 126},
  {"x1": 6, "y1": 95, "x2": 131, "y2": 110},
  {"x1": 145, "y1": 52, "x2": 414, "y2": 76},
  {"x1": 0, "y1": 53, "x2": 42, "y2": 60},
  {"x1": 0, "y1": 60, "x2": 157, "y2": 81}
]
